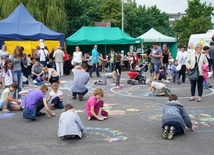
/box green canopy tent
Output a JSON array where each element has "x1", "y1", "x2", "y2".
[
  {"x1": 66, "y1": 26, "x2": 142, "y2": 55},
  {"x1": 138, "y1": 28, "x2": 177, "y2": 59}
]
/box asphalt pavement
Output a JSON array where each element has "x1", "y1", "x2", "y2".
[{"x1": 0, "y1": 71, "x2": 214, "y2": 155}]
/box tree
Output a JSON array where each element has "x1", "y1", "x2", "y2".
[
  {"x1": 139, "y1": 5, "x2": 169, "y2": 36},
  {"x1": 172, "y1": 0, "x2": 214, "y2": 46},
  {"x1": 99, "y1": 0, "x2": 121, "y2": 27}
]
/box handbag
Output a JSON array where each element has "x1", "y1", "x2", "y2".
[
  {"x1": 23, "y1": 90, "x2": 37, "y2": 121},
  {"x1": 42, "y1": 49, "x2": 49, "y2": 61},
  {"x1": 188, "y1": 54, "x2": 201, "y2": 81}
]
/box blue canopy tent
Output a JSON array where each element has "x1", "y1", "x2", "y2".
[{"x1": 0, "y1": 3, "x2": 65, "y2": 54}]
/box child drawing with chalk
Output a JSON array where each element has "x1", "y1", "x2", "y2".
[
  {"x1": 145, "y1": 79, "x2": 171, "y2": 96},
  {"x1": 162, "y1": 94, "x2": 193, "y2": 140},
  {"x1": 58, "y1": 104, "x2": 84, "y2": 139},
  {"x1": 86, "y1": 88, "x2": 108, "y2": 121}
]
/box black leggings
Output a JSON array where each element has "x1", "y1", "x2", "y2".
[
  {"x1": 190, "y1": 76, "x2": 203, "y2": 97},
  {"x1": 179, "y1": 65, "x2": 186, "y2": 83}
]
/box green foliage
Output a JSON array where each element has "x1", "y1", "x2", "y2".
[
  {"x1": 99, "y1": 0, "x2": 121, "y2": 27},
  {"x1": 172, "y1": 0, "x2": 214, "y2": 46}
]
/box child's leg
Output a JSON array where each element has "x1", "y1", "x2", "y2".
[
  {"x1": 9, "y1": 103, "x2": 21, "y2": 111},
  {"x1": 93, "y1": 100, "x2": 106, "y2": 116},
  {"x1": 51, "y1": 96, "x2": 64, "y2": 109}
]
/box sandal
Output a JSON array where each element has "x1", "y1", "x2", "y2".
[{"x1": 189, "y1": 98, "x2": 194, "y2": 101}]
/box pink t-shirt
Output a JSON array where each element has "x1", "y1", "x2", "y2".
[{"x1": 86, "y1": 96, "x2": 97, "y2": 117}]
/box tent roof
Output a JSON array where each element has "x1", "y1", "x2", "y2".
[
  {"x1": 66, "y1": 26, "x2": 142, "y2": 45},
  {"x1": 138, "y1": 28, "x2": 176, "y2": 42},
  {"x1": 0, "y1": 3, "x2": 65, "y2": 44}
]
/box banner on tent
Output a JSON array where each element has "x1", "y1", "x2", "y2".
[
  {"x1": 5, "y1": 40, "x2": 61, "y2": 55},
  {"x1": 94, "y1": 22, "x2": 111, "y2": 27}
]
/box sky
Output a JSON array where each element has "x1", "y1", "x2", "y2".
[{"x1": 135, "y1": 0, "x2": 214, "y2": 13}]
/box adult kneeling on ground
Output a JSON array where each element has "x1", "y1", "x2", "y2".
[{"x1": 71, "y1": 63, "x2": 90, "y2": 101}]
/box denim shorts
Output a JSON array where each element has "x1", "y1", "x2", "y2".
[
  {"x1": 150, "y1": 63, "x2": 161, "y2": 74},
  {"x1": 0, "y1": 101, "x2": 14, "y2": 109}
]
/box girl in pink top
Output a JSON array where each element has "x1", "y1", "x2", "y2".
[
  {"x1": 86, "y1": 88, "x2": 108, "y2": 121},
  {"x1": 202, "y1": 64, "x2": 209, "y2": 89}
]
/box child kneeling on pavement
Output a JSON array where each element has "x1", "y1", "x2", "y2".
[
  {"x1": 146, "y1": 79, "x2": 171, "y2": 96},
  {"x1": 162, "y1": 94, "x2": 193, "y2": 140},
  {"x1": 58, "y1": 104, "x2": 84, "y2": 139},
  {"x1": 86, "y1": 88, "x2": 108, "y2": 121}
]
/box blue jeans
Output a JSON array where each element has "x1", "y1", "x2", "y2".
[
  {"x1": 163, "y1": 121, "x2": 184, "y2": 136},
  {"x1": 150, "y1": 63, "x2": 161, "y2": 74},
  {"x1": 51, "y1": 96, "x2": 64, "y2": 109},
  {"x1": 40, "y1": 61, "x2": 47, "y2": 67},
  {"x1": 52, "y1": 60, "x2": 56, "y2": 70},
  {"x1": 13, "y1": 70, "x2": 23, "y2": 99},
  {"x1": 72, "y1": 88, "x2": 88, "y2": 98},
  {"x1": 89, "y1": 63, "x2": 100, "y2": 77},
  {"x1": 109, "y1": 62, "x2": 115, "y2": 72}
]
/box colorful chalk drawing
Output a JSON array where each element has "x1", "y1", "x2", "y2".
[
  {"x1": 103, "y1": 103, "x2": 126, "y2": 116},
  {"x1": 84, "y1": 127, "x2": 128, "y2": 142},
  {"x1": 141, "y1": 109, "x2": 214, "y2": 133},
  {"x1": 0, "y1": 113, "x2": 16, "y2": 119},
  {"x1": 111, "y1": 85, "x2": 214, "y2": 99}
]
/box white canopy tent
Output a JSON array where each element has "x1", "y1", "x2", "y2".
[
  {"x1": 138, "y1": 28, "x2": 176, "y2": 42},
  {"x1": 138, "y1": 28, "x2": 177, "y2": 58}
]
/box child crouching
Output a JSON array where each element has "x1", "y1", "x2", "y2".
[
  {"x1": 86, "y1": 88, "x2": 108, "y2": 121},
  {"x1": 162, "y1": 94, "x2": 193, "y2": 140},
  {"x1": 47, "y1": 83, "x2": 64, "y2": 110},
  {"x1": 146, "y1": 79, "x2": 171, "y2": 96},
  {"x1": 58, "y1": 104, "x2": 84, "y2": 139}
]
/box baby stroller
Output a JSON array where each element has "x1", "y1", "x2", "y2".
[{"x1": 127, "y1": 62, "x2": 147, "y2": 85}]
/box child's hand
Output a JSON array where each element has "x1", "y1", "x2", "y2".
[
  {"x1": 189, "y1": 127, "x2": 194, "y2": 132},
  {"x1": 51, "y1": 112, "x2": 56, "y2": 117},
  {"x1": 98, "y1": 117, "x2": 104, "y2": 121}
]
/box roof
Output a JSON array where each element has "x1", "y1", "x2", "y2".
[
  {"x1": 0, "y1": 3, "x2": 65, "y2": 45},
  {"x1": 66, "y1": 26, "x2": 142, "y2": 45},
  {"x1": 138, "y1": 28, "x2": 176, "y2": 42}
]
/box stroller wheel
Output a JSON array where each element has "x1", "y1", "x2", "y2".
[
  {"x1": 127, "y1": 80, "x2": 131, "y2": 84},
  {"x1": 138, "y1": 79, "x2": 143, "y2": 84},
  {"x1": 132, "y1": 81, "x2": 136, "y2": 85}
]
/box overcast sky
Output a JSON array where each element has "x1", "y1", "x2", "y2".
[{"x1": 135, "y1": 0, "x2": 214, "y2": 13}]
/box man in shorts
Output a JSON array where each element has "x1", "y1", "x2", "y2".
[{"x1": 150, "y1": 42, "x2": 163, "y2": 81}]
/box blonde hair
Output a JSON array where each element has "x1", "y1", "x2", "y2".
[
  {"x1": 94, "y1": 88, "x2": 104, "y2": 97},
  {"x1": 52, "y1": 82, "x2": 59, "y2": 89},
  {"x1": 195, "y1": 43, "x2": 203, "y2": 50},
  {"x1": 39, "y1": 84, "x2": 48, "y2": 93}
]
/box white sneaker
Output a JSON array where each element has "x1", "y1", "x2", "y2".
[{"x1": 2, "y1": 108, "x2": 10, "y2": 113}]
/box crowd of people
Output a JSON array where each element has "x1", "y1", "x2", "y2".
[{"x1": 0, "y1": 40, "x2": 214, "y2": 140}]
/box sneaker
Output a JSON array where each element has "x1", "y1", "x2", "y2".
[
  {"x1": 103, "y1": 116, "x2": 108, "y2": 120},
  {"x1": 50, "y1": 104, "x2": 55, "y2": 110},
  {"x1": 72, "y1": 96, "x2": 76, "y2": 99},
  {"x1": 34, "y1": 85, "x2": 38, "y2": 88},
  {"x1": 78, "y1": 94, "x2": 83, "y2": 101},
  {"x1": 2, "y1": 108, "x2": 10, "y2": 113},
  {"x1": 162, "y1": 125, "x2": 169, "y2": 139},
  {"x1": 168, "y1": 126, "x2": 175, "y2": 140},
  {"x1": 36, "y1": 112, "x2": 46, "y2": 117}
]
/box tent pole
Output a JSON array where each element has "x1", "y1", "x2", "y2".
[{"x1": 105, "y1": 44, "x2": 106, "y2": 56}]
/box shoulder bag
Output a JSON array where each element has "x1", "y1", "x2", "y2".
[
  {"x1": 23, "y1": 90, "x2": 37, "y2": 121},
  {"x1": 188, "y1": 54, "x2": 201, "y2": 81}
]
